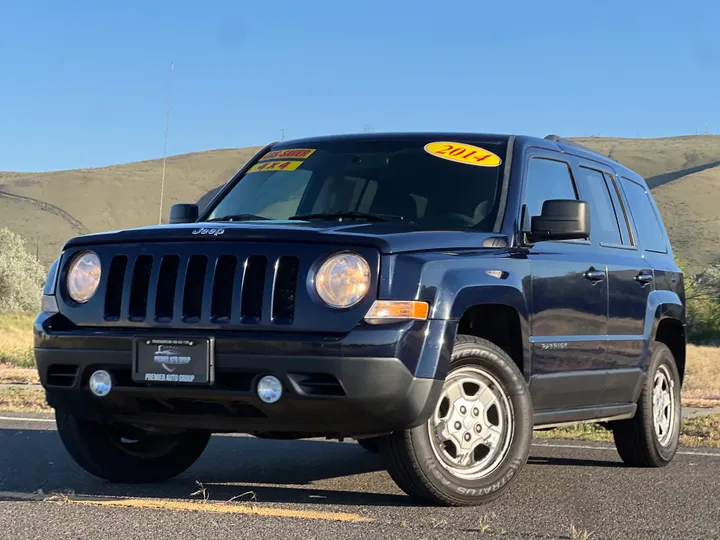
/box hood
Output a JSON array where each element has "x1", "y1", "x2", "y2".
[{"x1": 62, "y1": 220, "x2": 509, "y2": 254}]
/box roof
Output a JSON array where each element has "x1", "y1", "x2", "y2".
[
  {"x1": 270, "y1": 131, "x2": 641, "y2": 180},
  {"x1": 272, "y1": 131, "x2": 512, "y2": 145}
]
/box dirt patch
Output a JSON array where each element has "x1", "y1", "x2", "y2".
[
  {"x1": 0, "y1": 388, "x2": 51, "y2": 413},
  {"x1": 0, "y1": 367, "x2": 39, "y2": 385}
]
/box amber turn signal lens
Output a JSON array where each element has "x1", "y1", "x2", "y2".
[{"x1": 364, "y1": 300, "x2": 430, "y2": 324}]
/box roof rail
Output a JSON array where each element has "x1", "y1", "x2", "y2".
[{"x1": 543, "y1": 134, "x2": 594, "y2": 152}]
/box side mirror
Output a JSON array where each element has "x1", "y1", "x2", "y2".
[
  {"x1": 528, "y1": 199, "x2": 590, "y2": 242},
  {"x1": 169, "y1": 203, "x2": 199, "y2": 224}
]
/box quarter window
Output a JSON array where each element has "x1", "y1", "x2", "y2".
[
  {"x1": 620, "y1": 177, "x2": 667, "y2": 253},
  {"x1": 523, "y1": 157, "x2": 578, "y2": 229},
  {"x1": 575, "y1": 167, "x2": 622, "y2": 245}
]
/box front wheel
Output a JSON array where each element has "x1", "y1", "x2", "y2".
[
  {"x1": 55, "y1": 411, "x2": 211, "y2": 483},
  {"x1": 379, "y1": 335, "x2": 533, "y2": 506}
]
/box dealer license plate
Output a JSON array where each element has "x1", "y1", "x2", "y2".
[{"x1": 132, "y1": 337, "x2": 214, "y2": 385}]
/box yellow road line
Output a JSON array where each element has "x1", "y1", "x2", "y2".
[{"x1": 0, "y1": 491, "x2": 373, "y2": 523}]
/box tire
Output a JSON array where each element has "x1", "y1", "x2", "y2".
[
  {"x1": 611, "y1": 342, "x2": 682, "y2": 467},
  {"x1": 55, "y1": 411, "x2": 211, "y2": 483},
  {"x1": 378, "y1": 335, "x2": 533, "y2": 506},
  {"x1": 356, "y1": 437, "x2": 380, "y2": 453}
]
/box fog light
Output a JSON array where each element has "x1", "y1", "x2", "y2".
[
  {"x1": 89, "y1": 370, "x2": 112, "y2": 397},
  {"x1": 257, "y1": 375, "x2": 282, "y2": 404}
]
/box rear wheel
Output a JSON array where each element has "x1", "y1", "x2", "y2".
[
  {"x1": 55, "y1": 411, "x2": 211, "y2": 483},
  {"x1": 611, "y1": 342, "x2": 682, "y2": 467},
  {"x1": 379, "y1": 336, "x2": 532, "y2": 506}
]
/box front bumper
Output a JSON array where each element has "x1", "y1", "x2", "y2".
[{"x1": 34, "y1": 314, "x2": 454, "y2": 437}]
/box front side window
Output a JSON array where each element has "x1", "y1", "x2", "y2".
[
  {"x1": 523, "y1": 157, "x2": 578, "y2": 229},
  {"x1": 206, "y1": 138, "x2": 508, "y2": 231}
]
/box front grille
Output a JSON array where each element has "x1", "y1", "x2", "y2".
[
  {"x1": 103, "y1": 252, "x2": 300, "y2": 326},
  {"x1": 61, "y1": 241, "x2": 378, "y2": 333}
]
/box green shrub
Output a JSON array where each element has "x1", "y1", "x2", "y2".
[
  {"x1": 0, "y1": 228, "x2": 46, "y2": 314},
  {"x1": 678, "y1": 258, "x2": 720, "y2": 343}
]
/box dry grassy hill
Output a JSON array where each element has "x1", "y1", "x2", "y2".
[
  {"x1": 572, "y1": 135, "x2": 720, "y2": 182},
  {"x1": 0, "y1": 147, "x2": 261, "y2": 264},
  {"x1": 1, "y1": 136, "x2": 719, "y2": 271}
]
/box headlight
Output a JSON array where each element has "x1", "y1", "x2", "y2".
[
  {"x1": 314, "y1": 252, "x2": 371, "y2": 308},
  {"x1": 66, "y1": 251, "x2": 101, "y2": 303}
]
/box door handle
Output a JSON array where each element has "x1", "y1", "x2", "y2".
[
  {"x1": 635, "y1": 272, "x2": 654, "y2": 284},
  {"x1": 584, "y1": 269, "x2": 605, "y2": 281}
]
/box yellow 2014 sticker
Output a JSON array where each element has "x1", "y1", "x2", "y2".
[
  {"x1": 260, "y1": 148, "x2": 316, "y2": 161},
  {"x1": 247, "y1": 160, "x2": 303, "y2": 173},
  {"x1": 424, "y1": 142, "x2": 502, "y2": 167}
]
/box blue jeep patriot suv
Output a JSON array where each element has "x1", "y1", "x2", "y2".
[{"x1": 34, "y1": 132, "x2": 686, "y2": 506}]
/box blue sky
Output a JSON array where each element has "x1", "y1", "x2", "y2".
[{"x1": 1, "y1": 0, "x2": 718, "y2": 172}]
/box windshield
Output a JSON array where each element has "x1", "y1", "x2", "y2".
[{"x1": 205, "y1": 138, "x2": 508, "y2": 231}]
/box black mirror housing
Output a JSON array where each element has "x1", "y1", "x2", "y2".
[
  {"x1": 169, "y1": 204, "x2": 199, "y2": 224},
  {"x1": 529, "y1": 199, "x2": 590, "y2": 242}
]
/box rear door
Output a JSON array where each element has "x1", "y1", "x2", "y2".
[
  {"x1": 573, "y1": 163, "x2": 652, "y2": 406},
  {"x1": 522, "y1": 150, "x2": 609, "y2": 412}
]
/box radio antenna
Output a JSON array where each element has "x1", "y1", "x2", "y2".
[{"x1": 158, "y1": 61, "x2": 174, "y2": 225}]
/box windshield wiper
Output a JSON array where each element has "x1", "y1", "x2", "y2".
[
  {"x1": 289, "y1": 211, "x2": 405, "y2": 222},
  {"x1": 205, "y1": 214, "x2": 271, "y2": 222}
]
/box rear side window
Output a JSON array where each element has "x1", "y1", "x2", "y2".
[
  {"x1": 620, "y1": 177, "x2": 667, "y2": 253},
  {"x1": 603, "y1": 173, "x2": 633, "y2": 246},
  {"x1": 523, "y1": 157, "x2": 578, "y2": 229},
  {"x1": 575, "y1": 167, "x2": 622, "y2": 245}
]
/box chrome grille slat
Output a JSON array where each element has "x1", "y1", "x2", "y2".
[
  {"x1": 240, "y1": 255, "x2": 267, "y2": 322},
  {"x1": 182, "y1": 255, "x2": 208, "y2": 322},
  {"x1": 230, "y1": 256, "x2": 247, "y2": 323},
  {"x1": 128, "y1": 255, "x2": 153, "y2": 321},
  {"x1": 172, "y1": 255, "x2": 190, "y2": 323},
  {"x1": 272, "y1": 256, "x2": 300, "y2": 323},
  {"x1": 144, "y1": 257, "x2": 162, "y2": 322},
  {"x1": 263, "y1": 256, "x2": 279, "y2": 324},
  {"x1": 199, "y1": 255, "x2": 217, "y2": 323},
  {"x1": 104, "y1": 256, "x2": 127, "y2": 320},
  {"x1": 120, "y1": 256, "x2": 138, "y2": 321},
  {"x1": 155, "y1": 254, "x2": 180, "y2": 322},
  {"x1": 210, "y1": 255, "x2": 237, "y2": 323}
]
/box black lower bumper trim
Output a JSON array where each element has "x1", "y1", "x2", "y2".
[{"x1": 36, "y1": 347, "x2": 443, "y2": 437}]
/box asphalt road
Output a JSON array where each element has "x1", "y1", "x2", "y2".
[{"x1": 0, "y1": 413, "x2": 718, "y2": 540}]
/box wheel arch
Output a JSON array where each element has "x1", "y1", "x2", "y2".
[
  {"x1": 451, "y1": 291, "x2": 529, "y2": 380},
  {"x1": 644, "y1": 290, "x2": 686, "y2": 383},
  {"x1": 654, "y1": 317, "x2": 687, "y2": 383}
]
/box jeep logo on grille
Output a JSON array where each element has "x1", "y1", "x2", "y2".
[{"x1": 192, "y1": 228, "x2": 225, "y2": 236}]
